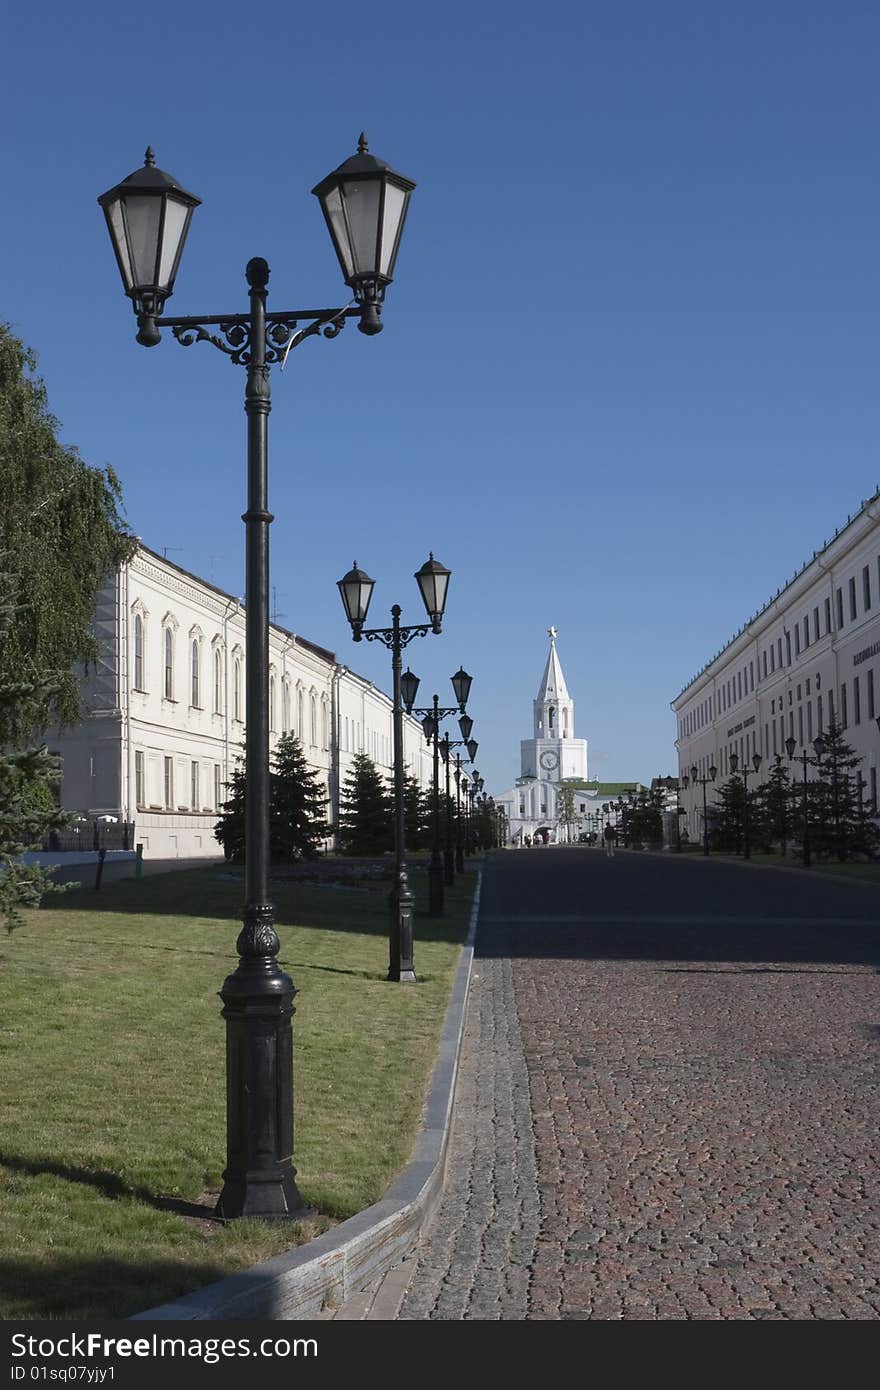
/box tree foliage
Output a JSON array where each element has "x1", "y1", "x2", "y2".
[
  {"x1": 338, "y1": 753, "x2": 392, "y2": 856},
  {"x1": 0, "y1": 324, "x2": 135, "y2": 744},
  {"x1": 0, "y1": 566, "x2": 68, "y2": 930},
  {"x1": 808, "y1": 719, "x2": 880, "y2": 861},
  {"x1": 213, "y1": 734, "x2": 328, "y2": 862}
]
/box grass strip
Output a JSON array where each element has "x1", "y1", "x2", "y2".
[{"x1": 0, "y1": 862, "x2": 474, "y2": 1319}]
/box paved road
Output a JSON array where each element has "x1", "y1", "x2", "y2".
[{"x1": 396, "y1": 849, "x2": 880, "y2": 1320}]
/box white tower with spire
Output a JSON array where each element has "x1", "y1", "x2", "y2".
[{"x1": 520, "y1": 627, "x2": 588, "y2": 783}]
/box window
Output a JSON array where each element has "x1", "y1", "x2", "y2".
[
  {"x1": 813, "y1": 607, "x2": 819, "y2": 642},
  {"x1": 214, "y1": 764, "x2": 222, "y2": 810},
  {"x1": 163, "y1": 627, "x2": 174, "y2": 699},
  {"x1": 785, "y1": 632, "x2": 791, "y2": 666},
  {"x1": 763, "y1": 651, "x2": 768, "y2": 678},
  {"x1": 283, "y1": 683, "x2": 290, "y2": 734},
  {"x1": 864, "y1": 565, "x2": 872, "y2": 611},
  {"x1": 849, "y1": 576, "x2": 857, "y2": 622},
  {"x1": 135, "y1": 750, "x2": 145, "y2": 808},
  {"x1": 824, "y1": 597, "x2": 831, "y2": 634},
  {"x1": 854, "y1": 675, "x2": 861, "y2": 725},
  {"x1": 322, "y1": 702, "x2": 329, "y2": 749},
  {"x1": 869, "y1": 669, "x2": 875, "y2": 721},
  {"x1": 836, "y1": 587, "x2": 844, "y2": 629},
  {"x1": 164, "y1": 756, "x2": 174, "y2": 809},
  {"x1": 134, "y1": 614, "x2": 144, "y2": 690},
  {"x1": 191, "y1": 761, "x2": 200, "y2": 809},
  {"x1": 795, "y1": 626, "x2": 800, "y2": 657},
  {"x1": 234, "y1": 657, "x2": 242, "y2": 721},
  {"x1": 798, "y1": 706, "x2": 804, "y2": 745},
  {"x1": 803, "y1": 616, "x2": 809, "y2": 649},
  {"x1": 191, "y1": 640, "x2": 200, "y2": 707},
  {"x1": 297, "y1": 689, "x2": 304, "y2": 737},
  {"x1": 807, "y1": 702, "x2": 813, "y2": 740},
  {"x1": 817, "y1": 694, "x2": 823, "y2": 731},
  {"x1": 213, "y1": 649, "x2": 222, "y2": 712},
  {"x1": 269, "y1": 676, "x2": 276, "y2": 732},
  {"x1": 841, "y1": 682, "x2": 848, "y2": 729},
  {"x1": 310, "y1": 694, "x2": 317, "y2": 746}
]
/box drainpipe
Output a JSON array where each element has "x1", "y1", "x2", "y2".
[{"x1": 222, "y1": 597, "x2": 241, "y2": 795}]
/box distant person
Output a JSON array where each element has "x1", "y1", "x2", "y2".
[
  {"x1": 603, "y1": 822, "x2": 615, "y2": 857},
  {"x1": 525, "y1": 834, "x2": 532, "y2": 848}
]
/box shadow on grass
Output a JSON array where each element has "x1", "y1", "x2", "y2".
[
  {"x1": 38, "y1": 864, "x2": 474, "y2": 948},
  {"x1": 0, "y1": 1253, "x2": 230, "y2": 1320},
  {"x1": 0, "y1": 1151, "x2": 220, "y2": 1222}
]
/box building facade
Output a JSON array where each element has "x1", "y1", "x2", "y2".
[
  {"x1": 51, "y1": 546, "x2": 433, "y2": 857},
  {"x1": 673, "y1": 490, "x2": 880, "y2": 843}
]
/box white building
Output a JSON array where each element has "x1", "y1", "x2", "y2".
[
  {"x1": 51, "y1": 545, "x2": 433, "y2": 857},
  {"x1": 495, "y1": 628, "x2": 600, "y2": 843},
  {"x1": 673, "y1": 490, "x2": 880, "y2": 843}
]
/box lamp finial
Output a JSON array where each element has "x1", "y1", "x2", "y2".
[
  {"x1": 144, "y1": 146, "x2": 156, "y2": 167},
  {"x1": 358, "y1": 132, "x2": 369, "y2": 154}
]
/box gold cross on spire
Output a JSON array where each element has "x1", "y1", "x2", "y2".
[{"x1": 548, "y1": 625, "x2": 557, "y2": 642}]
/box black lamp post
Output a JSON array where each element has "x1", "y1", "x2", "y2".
[
  {"x1": 785, "y1": 733, "x2": 826, "y2": 868},
  {"x1": 728, "y1": 750, "x2": 762, "y2": 859},
  {"x1": 690, "y1": 762, "x2": 718, "y2": 856},
  {"x1": 409, "y1": 671, "x2": 471, "y2": 913},
  {"x1": 680, "y1": 774, "x2": 690, "y2": 847},
  {"x1": 442, "y1": 735, "x2": 474, "y2": 880},
  {"x1": 338, "y1": 556, "x2": 451, "y2": 978},
  {"x1": 99, "y1": 138, "x2": 414, "y2": 1224}
]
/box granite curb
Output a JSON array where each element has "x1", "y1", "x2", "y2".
[{"x1": 130, "y1": 871, "x2": 482, "y2": 1322}]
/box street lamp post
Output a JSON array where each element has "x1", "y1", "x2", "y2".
[
  {"x1": 99, "y1": 138, "x2": 414, "y2": 1223},
  {"x1": 409, "y1": 669, "x2": 471, "y2": 914},
  {"x1": 785, "y1": 733, "x2": 826, "y2": 868},
  {"x1": 337, "y1": 557, "x2": 451, "y2": 979},
  {"x1": 728, "y1": 751, "x2": 763, "y2": 859},
  {"x1": 690, "y1": 762, "x2": 718, "y2": 856}
]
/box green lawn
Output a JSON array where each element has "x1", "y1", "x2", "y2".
[{"x1": 0, "y1": 863, "x2": 474, "y2": 1319}]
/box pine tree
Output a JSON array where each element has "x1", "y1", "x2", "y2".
[
  {"x1": 338, "y1": 753, "x2": 392, "y2": 856},
  {"x1": 710, "y1": 773, "x2": 746, "y2": 852},
  {"x1": 402, "y1": 772, "x2": 430, "y2": 850},
  {"x1": 809, "y1": 718, "x2": 879, "y2": 861},
  {"x1": 0, "y1": 566, "x2": 68, "y2": 930},
  {"x1": 214, "y1": 735, "x2": 328, "y2": 862},
  {"x1": 270, "y1": 734, "x2": 328, "y2": 860},
  {"x1": 753, "y1": 754, "x2": 794, "y2": 854}
]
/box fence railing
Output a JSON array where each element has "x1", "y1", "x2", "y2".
[{"x1": 43, "y1": 820, "x2": 137, "y2": 852}]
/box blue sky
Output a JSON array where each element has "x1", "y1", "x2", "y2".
[{"x1": 4, "y1": 1, "x2": 880, "y2": 794}]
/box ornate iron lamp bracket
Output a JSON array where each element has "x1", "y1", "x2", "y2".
[
  {"x1": 156, "y1": 306, "x2": 360, "y2": 365},
  {"x1": 362, "y1": 623, "x2": 431, "y2": 652}
]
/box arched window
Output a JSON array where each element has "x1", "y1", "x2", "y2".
[
  {"x1": 191, "y1": 639, "x2": 200, "y2": 707},
  {"x1": 282, "y1": 683, "x2": 290, "y2": 734},
  {"x1": 234, "y1": 657, "x2": 242, "y2": 721},
  {"x1": 134, "y1": 614, "x2": 144, "y2": 690},
  {"x1": 163, "y1": 627, "x2": 174, "y2": 700},
  {"x1": 310, "y1": 694, "x2": 317, "y2": 746},
  {"x1": 269, "y1": 675, "x2": 276, "y2": 732},
  {"x1": 322, "y1": 702, "x2": 328, "y2": 749},
  {"x1": 297, "y1": 689, "x2": 304, "y2": 738},
  {"x1": 213, "y1": 649, "x2": 222, "y2": 712}
]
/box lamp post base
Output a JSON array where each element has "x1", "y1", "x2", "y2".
[
  {"x1": 215, "y1": 954, "x2": 314, "y2": 1222},
  {"x1": 388, "y1": 871, "x2": 416, "y2": 982}
]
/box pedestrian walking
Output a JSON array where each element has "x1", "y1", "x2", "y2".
[{"x1": 603, "y1": 822, "x2": 615, "y2": 857}]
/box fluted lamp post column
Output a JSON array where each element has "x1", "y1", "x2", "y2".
[
  {"x1": 408, "y1": 668, "x2": 472, "y2": 915},
  {"x1": 728, "y1": 750, "x2": 762, "y2": 859},
  {"x1": 690, "y1": 763, "x2": 718, "y2": 857},
  {"x1": 99, "y1": 137, "x2": 415, "y2": 1222},
  {"x1": 786, "y1": 733, "x2": 825, "y2": 868},
  {"x1": 337, "y1": 557, "x2": 451, "y2": 980}
]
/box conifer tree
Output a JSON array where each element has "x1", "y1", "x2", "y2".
[
  {"x1": 338, "y1": 753, "x2": 392, "y2": 856},
  {"x1": 402, "y1": 772, "x2": 430, "y2": 851},
  {"x1": 809, "y1": 718, "x2": 879, "y2": 861},
  {"x1": 213, "y1": 734, "x2": 328, "y2": 862},
  {"x1": 710, "y1": 773, "x2": 746, "y2": 852},
  {"x1": 753, "y1": 754, "x2": 794, "y2": 854}
]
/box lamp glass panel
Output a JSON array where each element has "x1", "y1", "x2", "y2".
[
  {"x1": 417, "y1": 564, "x2": 450, "y2": 619},
  {"x1": 158, "y1": 196, "x2": 190, "y2": 289},
  {"x1": 379, "y1": 182, "x2": 407, "y2": 277},
  {"x1": 124, "y1": 194, "x2": 163, "y2": 288},
  {"x1": 106, "y1": 198, "x2": 134, "y2": 289},
  {"x1": 323, "y1": 186, "x2": 354, "y2": 278},
  {"x1": 459, "y1": 714, "x2": 473, "y2": 741},
  {"x1": 341, "y1": 180, "x2": 382, "y2": 275}
]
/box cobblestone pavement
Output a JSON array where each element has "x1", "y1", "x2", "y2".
[{"x1": 397, "y1": 850, "x2": 880, "y2": 1320}]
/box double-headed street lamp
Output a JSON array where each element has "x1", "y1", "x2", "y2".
[
  {"x1": 690, "y1": 762, "x2": 717, "y2": 856},
  {"x1": 728, "y1": 750, "x2": 762, "y2": 859},
  {"x1": 453, "y1": 731, "x2": 478, "y2": 869},
  {"x1": 440, "y1": 729, "x2": 475, "y2": 882},
  {"x1": 99, "y1": 138, "x2": 414, "y2": 1223},
  {"x1": 337, "y1": 558, "x2": 451, "y2": 980},
  {"x1": 409, "y1": 670, "x2": 472, "y2": 914},
  {"x1": 785, "y1": 733, "x2": 826, "y2": 868}
]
